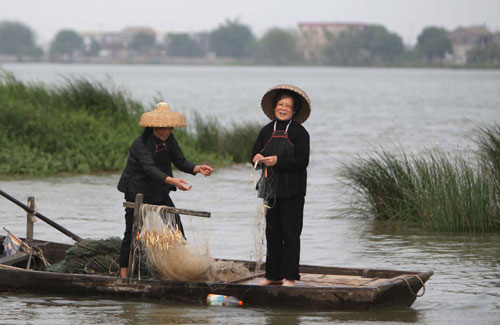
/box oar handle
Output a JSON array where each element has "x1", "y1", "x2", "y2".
[
  {"x1": 123, "y1": 202, "x2": 211, "y2": 218},
  {"x1": 0, "y1": 189, "x2": 82, "y2": 242}
]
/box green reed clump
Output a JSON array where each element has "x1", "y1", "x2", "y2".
[
  {"x1": 188, "y1": 112, "x2": 261, "y2": 163},
  {"x1": 55, "y1": 77, "x2": 144, "y2": 119},
  {"x1": 0, "y1": 72, "x2": 260, "y2": 175},
  {"x1": 0, "y1": 72, "x2": 142, "y2": 175},
  {"x1": 221, "y1": 121, "x2": 262, "y2": 162},
  {"x1": 475, "y1": 123, "x2": 500, "y2": 185},
  {"x1": 340, "y1": 149, "x2": 500, "y2": 233}
]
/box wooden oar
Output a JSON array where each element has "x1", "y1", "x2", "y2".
[
  {"x1": 0, "y1": 189, "x2": 82, "y2": 242},
  {"x1": 0, "y1": 263, "x2": 26, "y2": 270},
  {"x1": 123, "y1": 202, "x2": 211, "y2": 218}
]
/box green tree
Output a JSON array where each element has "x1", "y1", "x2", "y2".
[
  {"x1": 87, "y1": 38, "x2": 101, "y2": 57},
  {"x1": 256, "y1": 28, "x2": 300, "y2": 65},
  {"x1": 467, "y1": 43, "x2": 500, "y2": 66},
  {"x1": 416, "y1": 27, "x2": 452, "y2": 61},
  {"x1": 0, "y1": 21, "x2": 41, "y2": 60},
  {"x1": 323, "y1": 30, "x2": 366, "y2": 65},
  {"x1": 323, "y1": 25, "x2": 404, "y2": 66},
  {"x1": 165, "y1": 33, "x2": 202, "y2": 57},
  {"x1": 364, "y1": 26, "x2": 404, "y2": 62},
  {"x1": 209, "y1": 19, "x2": 255, "y2": 58},
  {"x1": 129, "y1": 32, "x2": 156, "y2": 54},
  {"x1": 50, "y1": 29, "x2": 84, "y2": 60}
]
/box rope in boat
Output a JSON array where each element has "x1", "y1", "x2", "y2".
[
  {"x1": 2, "y1": 227, "x2": 49, "y2": 268},
  {"x1": 402, "y1": 274, "x2": 426, "y2": 297}
]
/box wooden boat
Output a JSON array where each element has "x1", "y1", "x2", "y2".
[
  {"x1": 0, "y1": 236, "x2": 433, "y2": 310},
  {"x1": 0, "y1": 191, "x2": 433, "y2": 310}
]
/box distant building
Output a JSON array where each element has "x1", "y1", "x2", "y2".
[
  {"x1": 493, "y1": 32, "x2": 500, "y2": 45},
  {"x1": 77, "y1": 27, "x2": 222, "y2": 63},
  {"x1": 80, "y1": 30, "x2": 125, "y2": 58},
  {"x1": 120, "y1": 26, "x2": 156, "y2": 45},
  {"x1": 191, "y1": 32, "x2": 211, "y2": 56},
  {"x1": 0, "y1": 54, "x2": 18, "y2": 62},
  {"x1": 297, "y1": 22, "x2": 367, "y2": 63},
  {"x1": 80, "y1": 26, "x2": 161, "y2": 59},
  {"x1": 447, "y1": 26, "x2": 492, "y2": 64}
]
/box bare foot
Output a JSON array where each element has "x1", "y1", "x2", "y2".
[
  {"x1": 282, "y1": 280, "x2": 296, "y2": 287},
  {"x1": 257, "y1": 279, "x2": 283, "y2": 286}
]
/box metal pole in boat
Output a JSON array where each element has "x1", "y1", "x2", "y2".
[{"x1": 0, "y1": 189, "x2": 82, "y2": 242}]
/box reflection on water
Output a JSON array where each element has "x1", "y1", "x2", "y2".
[
  {"x1": 0, "y1": 65, "x2": 500, "y2": 324},
  {"x1": 0, "y1": 294, "x2": 423, "y2": 325},
  {"x1": 2, "y1": 173, "x2": 499, "y2": 324}
]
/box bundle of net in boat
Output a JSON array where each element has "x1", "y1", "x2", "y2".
[
  {"x1": 140, "y1": 204, "x2": 250, "y2": 282},
  {"x1": 47, "y1": 237, "x2": 150, "y2": 277}
]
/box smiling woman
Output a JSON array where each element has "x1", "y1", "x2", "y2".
[
  {"x1": 251, "y1": 84, "x2": 311, "y2": 287},
  {"x1": 274, "y1": 96, "x2": 294, "y2": 120},
  {"x1": 153, "y1": 127, "x2": 174, "y2": 141}
]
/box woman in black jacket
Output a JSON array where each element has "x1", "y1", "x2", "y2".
[
  {"x1": 117, "y1": 102, "x2": 213, "y2": 278},
  {"x1": 251, "y1": 84, "x2": 311, "y2": 287}
]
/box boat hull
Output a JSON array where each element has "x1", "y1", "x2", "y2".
[{"x1": 0, "y1": 238, "x2": 433, "y2": 310}]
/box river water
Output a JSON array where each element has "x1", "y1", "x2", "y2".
[{"x1": 0, "y1": 64, "x2": 499, "y2": 324}]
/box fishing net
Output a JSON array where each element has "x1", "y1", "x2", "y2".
[
  {"x1": 47, "y1": 237, "x2": 150, "y2": 277},
  {"x1": 46, "y1": 199, "x2": 262, "y2": 282},
  {"x1": 47, "y1": 237, "x2": 121, "y2": 275},
  {"x1": 139, "y1": 204, "x2": 251, "y2": 282},
  {"x1": 252, "y1": 201, "x2": 266, "y2": 271},
  {"x1": 251, "y1": 162, "x2": 274, "y2": 271}
]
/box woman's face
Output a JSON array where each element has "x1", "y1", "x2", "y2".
[
  {"x1": 153, "y1": 127, "x2": 174, "y2": 141},
  {"x1": 274, "y1": 96, "x2": 294, "y2": 121}
]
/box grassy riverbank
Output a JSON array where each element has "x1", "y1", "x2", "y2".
[
  {"x1": 0, "y1": 72, "x2": 260, "y2": 176},
  {"x1": 340, "y1": 125, "x2": 500, "y2": 233}
]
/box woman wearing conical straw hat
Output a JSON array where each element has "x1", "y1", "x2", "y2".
[
  {"x1": 117, "y1": 102, "x2": 213, "y2": 278},
  {"x1": 251, "y1": 84, "x2": 311, "y2": 287}
]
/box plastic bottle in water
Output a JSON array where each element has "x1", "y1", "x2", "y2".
[{"x1": 206, "y1": 294, "x2": 243, "y2": 307}]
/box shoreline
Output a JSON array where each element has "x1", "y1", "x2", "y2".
[{"x1": 1, "y1": 59, "x2": 499, "y2": 70}]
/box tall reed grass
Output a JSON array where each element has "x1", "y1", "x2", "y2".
[
  {"x1": 0, "y1": 72, "x2": 142, "y2": 174},
  {"x1": 191, "y1": 113, "x2": 261, "y2": 163},
  {"x1": 0, "y1": 72, "x2": 261, "y2": 175},
  {"x1": 475, "y1": 124, "x2": 500, "y2": 184},
  {"x1": 340, "y1": 141, "x2": 500, "y2": 233}
]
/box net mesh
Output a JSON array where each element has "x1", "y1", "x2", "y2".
[
  {"x1": 46, "y1": 237, "x2": 149, "y2": 276},
  {"x1": 251, "y1": 163, "x2": 273, "y2": 271},
  {"x1": 46, "y1": 202, "x2": 263, "y2": 282},
  {"x1": 139, "y1": 204, "x2": 251, "y2": 282}
]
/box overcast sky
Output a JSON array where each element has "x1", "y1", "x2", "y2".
[{"x1": 2, "y1": 0, "x2": 499, "y2": 45}]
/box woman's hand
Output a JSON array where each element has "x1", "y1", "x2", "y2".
[
  {"x1": 259, "y1": 155, "x2": 278, "y2": 166},
  {"x1": 166, "y1": 177, "x2": 192, "y2": 191},
  {"x1": 252, "y1": 153, "x2": 264, "y2": 164},
  {"x1": 194, "y1": 165, "x2": 213, "y2": 176}
]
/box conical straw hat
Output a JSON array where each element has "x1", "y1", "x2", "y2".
[
  {"x1": 139, "y1": 102, "x2": 186, "y2": 127},
  {"x1": 261, "y1": 84, "x2": 311, "y2": 123}
]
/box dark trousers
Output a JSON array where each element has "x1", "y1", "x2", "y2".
[
  {"x1": 265, "y1": 194, "x2": 304, "y2": 281},
  {"x1": 119, "y1": 194, "x2": 184, "y2": 267}
]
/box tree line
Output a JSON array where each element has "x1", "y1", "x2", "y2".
[{"x1": 0, "y1": 19, "x2": 499, "y2": 67}]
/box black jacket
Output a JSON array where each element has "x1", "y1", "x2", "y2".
[
  {"x1": 251, "y1": 119, "x2": 310, "y2": 198},
  {"x1": 117, "y1": 133, "x2": 196, "y2": 203}
]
